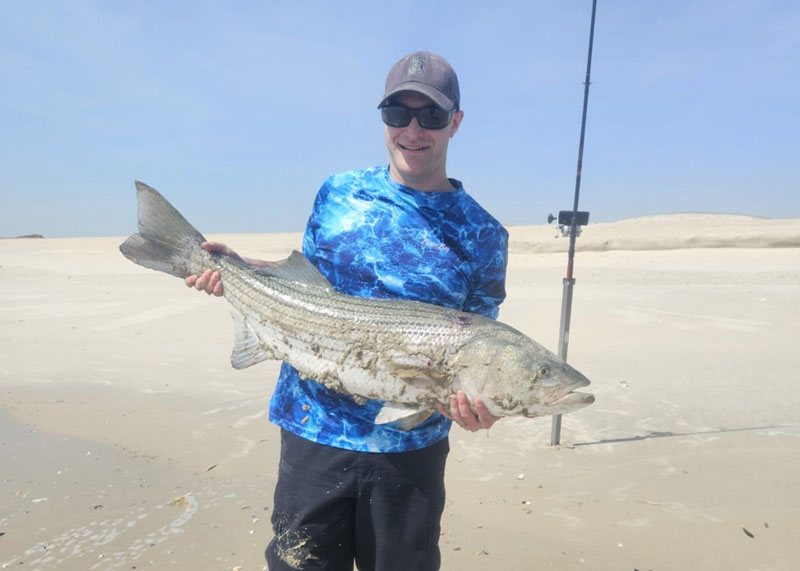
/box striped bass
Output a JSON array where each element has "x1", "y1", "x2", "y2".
[{"x1": 120, "y1": 181, "x2": 594, "y2": 429}]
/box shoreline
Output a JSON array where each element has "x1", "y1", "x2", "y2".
[{"x1": 2, "y1": 216, "x2": 799, "y2": 569}]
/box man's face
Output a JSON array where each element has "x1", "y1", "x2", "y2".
[{"x1": 384, "y1": 91, "x2": 463, "y2": 191}]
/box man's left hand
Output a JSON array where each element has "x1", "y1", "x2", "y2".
[{"x1": 437, "y1": 390, "x2": 498, "y2": 432}]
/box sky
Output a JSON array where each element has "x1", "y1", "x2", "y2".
[{"x1": 1, "y1": 0, "x2": 798, "y2": 238}]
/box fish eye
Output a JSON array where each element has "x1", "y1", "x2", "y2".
[{"x1": 538, "y1": 366, "x2": 551, "y2": 377}]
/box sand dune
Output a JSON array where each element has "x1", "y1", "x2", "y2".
[
  {"x1": 1, "y1": 215, "x2": 799, "y2": 570},
  {"x1": 509, "y1": 213, "x2": 800, "y2": 253}
]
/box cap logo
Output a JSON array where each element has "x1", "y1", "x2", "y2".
[{"x1": 408, "y1": 54, "x2": 425, "y2": 76}]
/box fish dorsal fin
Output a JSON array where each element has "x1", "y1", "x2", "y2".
[
  {"x1": 375, "y1": 404, "x2": 434, "y2": 431},
  {"x1": 254, "y1": 251, "x2": 332, "y2": 289}
]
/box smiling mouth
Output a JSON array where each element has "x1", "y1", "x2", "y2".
[{"x1": 399, "y1": 143, "x2": 429, "y2": 151}]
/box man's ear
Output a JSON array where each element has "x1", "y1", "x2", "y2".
[{"x1": 450, "y1": 110, "x2": 464, "y2": 137}]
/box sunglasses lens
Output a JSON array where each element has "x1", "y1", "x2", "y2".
[
  {"x1": 381, "y1": 106, "x2": 412, "y2": 127},
  {"x1": 380, "y1": 105, "x2": 453, "y2": 130},
  {"x1": 417, "y1": 107, "x2": 452, "y2": 129}
]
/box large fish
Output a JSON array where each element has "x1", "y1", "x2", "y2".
[{"x1": 120, "y1": 182, "x2": 594, "y2": 429}]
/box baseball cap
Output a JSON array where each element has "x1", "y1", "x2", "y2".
[{"x1": 377, "y1": 51, "x2": 460, "y2": 111}]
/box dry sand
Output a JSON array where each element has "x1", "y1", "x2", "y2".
[{"x1": 1, "y1": 214, "x2": 799, "y2": 570}]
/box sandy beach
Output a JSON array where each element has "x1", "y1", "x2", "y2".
[{"x1": 1, "y1": 214, "x2": 799, "y2": 570}]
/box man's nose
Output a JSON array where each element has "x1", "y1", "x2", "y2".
[{"x1": 406, "y1": 117, "x2": 425, "y2": 134}]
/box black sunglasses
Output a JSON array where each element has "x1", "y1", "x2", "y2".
[{"x1": 380, "y1": 104, "x2": 454, "y2": 130}]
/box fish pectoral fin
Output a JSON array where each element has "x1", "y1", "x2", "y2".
[
  {"x1": 375, "y1": 404, "x2": 434, "y2": 431},
  {"x1": 230, "y1": 312, "x2": 276, "y2": 369},
  {"x1": 391, "y1": 365, "x2": 449, "y2": 388}
]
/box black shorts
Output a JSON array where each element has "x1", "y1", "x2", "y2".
[{"x1": 265, "y1": 429, "x2": 449, "y2": 571}]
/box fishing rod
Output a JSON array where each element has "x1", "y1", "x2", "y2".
[{"x1": 549, "y1": 0, "x2": 598, "y2": 446}]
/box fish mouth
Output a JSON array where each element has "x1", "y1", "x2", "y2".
[
  {"x1": 551, "y1": 391, "x2": 595, "y2": 407},
  {"x1": 525, "y1": 390, "x2": 595, "y2": 417}
]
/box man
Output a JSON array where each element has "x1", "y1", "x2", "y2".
[{"x1": 187, "y1": 51, "x2": 508, "y2": 571}]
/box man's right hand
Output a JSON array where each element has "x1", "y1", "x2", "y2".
[{"x1": 184, "y1": 242, "x2": 241, "y2": 297}]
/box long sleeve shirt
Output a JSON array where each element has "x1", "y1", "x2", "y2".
[{"x1": 268, "y1": 165, "x2": 508, "y2": 452}]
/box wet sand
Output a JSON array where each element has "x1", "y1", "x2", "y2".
[{"x1": 1, "y1": 214, "x2": 799, "y2": 570}]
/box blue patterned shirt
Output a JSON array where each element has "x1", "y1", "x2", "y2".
[{"x1": 268, "y1": 165, "x2": 508, "y2": 452}]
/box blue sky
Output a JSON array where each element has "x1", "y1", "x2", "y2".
[{"x1": 1, "y1": 0, "x2": 798, "y2": 237}]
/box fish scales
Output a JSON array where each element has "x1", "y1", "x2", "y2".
[
  {"x1": 213, "y1": 253, "x2": 474, "y2": 404},
  {"x1": 120, "y1": 182, "x2": 594, "y2": 429}
]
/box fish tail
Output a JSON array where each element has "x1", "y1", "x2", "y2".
[{"x1": 119, "y1": 181, "x2": 208, "y2": 278}]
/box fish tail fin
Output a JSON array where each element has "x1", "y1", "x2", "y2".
[{"x1": 119, "y1": 181, "x2": 208, "y2": 278}]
